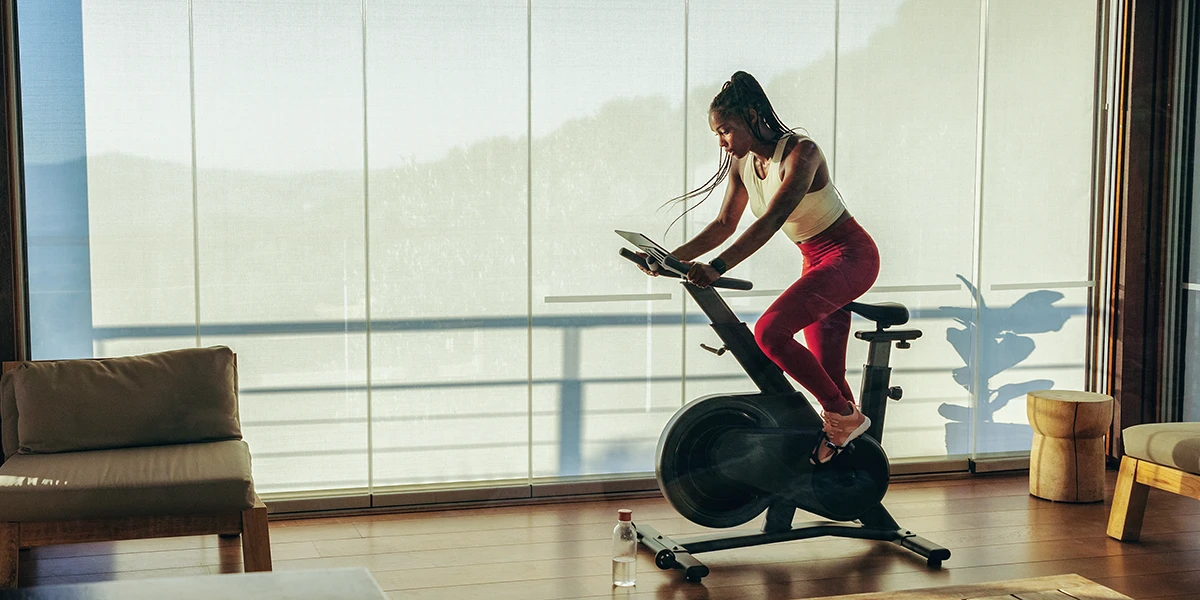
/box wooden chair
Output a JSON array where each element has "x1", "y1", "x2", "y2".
[{"x1": 1107, "y1": 423, "x2": 1200, "y2": 541}]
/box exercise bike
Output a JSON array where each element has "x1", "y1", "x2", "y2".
[{"x1": 616, "y1": 230, "x2": 951, "y2": 582}]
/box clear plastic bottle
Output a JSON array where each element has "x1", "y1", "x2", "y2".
[{"x1": 612, "y1": 508, "x2": 637, "y2": 587}]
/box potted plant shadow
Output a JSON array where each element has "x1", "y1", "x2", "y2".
[{"x1": 939, "y1": 275, "x2": 1074, "y2": 455}]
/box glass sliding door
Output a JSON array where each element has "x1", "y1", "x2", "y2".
[
  {"x1": 365, "y1": 0, "x2": 531, "y2": 489},
  {"x1": 820, "y1": 0, "x2": 981, "y2": 459},
  {"x1": 191, "y1": 0, "x2": 369, "y2": 494},
  {"x1": 532, "y1": 0, "x2": 691, "y2": 477},
  {"x1": 529, "y1": 0, "x2": 686, "y2": 479},
  {"x1": 78, "y1": 0, "x2": 197, "y2": 360},
  {"x1": 683, "y1": 1, "x2": 838, "y2": 411},
  {"x1": 975, "y1": 0, "x2": 1098, "y2": 454}
]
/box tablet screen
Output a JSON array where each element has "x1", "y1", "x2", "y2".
[{"x1": 614, "y1": 230, "x2": 683, "y2": 274}]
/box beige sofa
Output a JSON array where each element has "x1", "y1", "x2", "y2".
[{"x1": 0, "y1": 346, "x2": 270, "y2": 587}]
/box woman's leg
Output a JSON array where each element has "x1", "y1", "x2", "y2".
[
  {"x1": 753, "y1": 219, "x2": 880, "y2": 416},
  {"x1": 754, "y1": 266, "x2": 855, "y2": 414},
  {"x1": 803, "y1": 306, "x2": 855, "y2": 405}
]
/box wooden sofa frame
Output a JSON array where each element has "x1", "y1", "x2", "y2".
[{"x1": 1107, "y1": 454, "x2": 1200, "y2": 541}]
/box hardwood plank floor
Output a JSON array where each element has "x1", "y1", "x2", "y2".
[{"x1": 14, "y1": 471, "x2": 1200, "y2": 599}]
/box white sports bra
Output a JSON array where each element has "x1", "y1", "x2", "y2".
[{"x1": 742, "y1": 134, "x2": 846, "y2": 243}]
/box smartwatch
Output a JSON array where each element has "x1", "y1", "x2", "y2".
[{"x1": 708, "y1": 257, "x2": 728, "y2": 275}]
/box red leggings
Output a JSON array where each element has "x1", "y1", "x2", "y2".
[{"x1": 753, "y1": 218, "x2": 880, "y2": 414}]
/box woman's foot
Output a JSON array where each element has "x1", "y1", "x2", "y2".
[
  {"x1": 812, "y1": 404, "x2": 871, "y2": 464},
  {"x1": 811, "y1": 433, "x2": 839, "y2": 464},
  {"x1": 822, "y1": 403, "x2": 861, "y2": 434}
]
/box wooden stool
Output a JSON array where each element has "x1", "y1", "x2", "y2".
[{"x1": 1027, "y1": 390, "x2": 1114, "y2": 502}]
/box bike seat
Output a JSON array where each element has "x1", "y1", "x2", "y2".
[{"x1": 844, "y1": 301, "x2": 909, "y2": 328}]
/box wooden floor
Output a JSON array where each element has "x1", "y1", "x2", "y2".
[{"x1": 13, "y1": 471, "x2": 1200, "y2": 599}]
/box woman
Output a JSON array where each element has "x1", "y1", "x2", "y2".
[{"x1": 658, "y1": 71, "x2": 879, "y2": 464}]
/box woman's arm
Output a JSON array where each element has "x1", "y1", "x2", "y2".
[
  {"x1": 671, "y1": 158, "x2": 749, "y2": 262},
  {"x1": 708, "y1": 139, "x2": 822, "y2": 271}
]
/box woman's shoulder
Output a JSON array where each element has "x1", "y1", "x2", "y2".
[{"x1": 781, "y1": 134, "x2": 822, "y2": 165}]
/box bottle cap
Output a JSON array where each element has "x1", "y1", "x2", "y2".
[{"x1": 618, "y1": 509, "x2": 632, "y2": 522}]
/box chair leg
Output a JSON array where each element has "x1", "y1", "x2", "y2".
[
  {"x1": 1108, "y1": 455, "x2": 1150, "y2": 541},
  {"x1": 0, "y1": 522, "x2": 18, "y2": 588},
  {"x1": 241, "y1": 498, "x2": 272, "y2": 572}
]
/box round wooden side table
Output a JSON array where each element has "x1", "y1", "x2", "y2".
[{"x1": 1027, "y1": 389, "x2": 1114, "y2": 503}]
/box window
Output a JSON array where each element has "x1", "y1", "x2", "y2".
[{"x1": 18, "y1": 0, "x2": 1102, "y2": 499}]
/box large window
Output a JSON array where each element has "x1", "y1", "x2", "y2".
[{"x1": 18, "y1": 0, "x2": 1102, "y2": 499}]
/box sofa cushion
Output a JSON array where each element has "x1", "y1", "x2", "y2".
[
  {"x1": 1122, "y1": 422, "x2": 1200, "y2": 475},
  {"x1": 0, "y1": 440, "x2": 255, "y2": 521},
  {"x1": 4, "y1": 346, "x2": 240, "y2": 457}
]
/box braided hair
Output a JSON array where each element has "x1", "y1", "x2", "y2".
[{"x1": 664, "y1": 71, "x2": 799, "y2": 236}]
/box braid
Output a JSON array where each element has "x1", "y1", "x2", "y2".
[
  {"x1": 663, "y1": 71, "x2": 796, "y2": 237},
  {"x1": 662, "y1": 149, "x2": 731, "y2": 237}
]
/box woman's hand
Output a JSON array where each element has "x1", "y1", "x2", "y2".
[
  {"x1": 686, "y1": 262, "x2": 721, "y2": 288},
  {"x1": 635, "y1": 252, "x2": 660, "y2": 276}
]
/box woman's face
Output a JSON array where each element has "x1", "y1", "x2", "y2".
[{"x1": 709, "y1": 110, "x2": 755, "y2": 159}]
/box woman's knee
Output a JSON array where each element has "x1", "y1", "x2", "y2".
[{"x1": 754, "y1": 312, "x2": 795, "y2": 357}]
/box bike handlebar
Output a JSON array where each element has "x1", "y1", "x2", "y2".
[{"x1": 619, "y1": 248, "x2": 754, "y2": 291}]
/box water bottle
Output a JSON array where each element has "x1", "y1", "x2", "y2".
[{"x1": 612, "y1": 508, "x2": 637, "y2": 587}]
